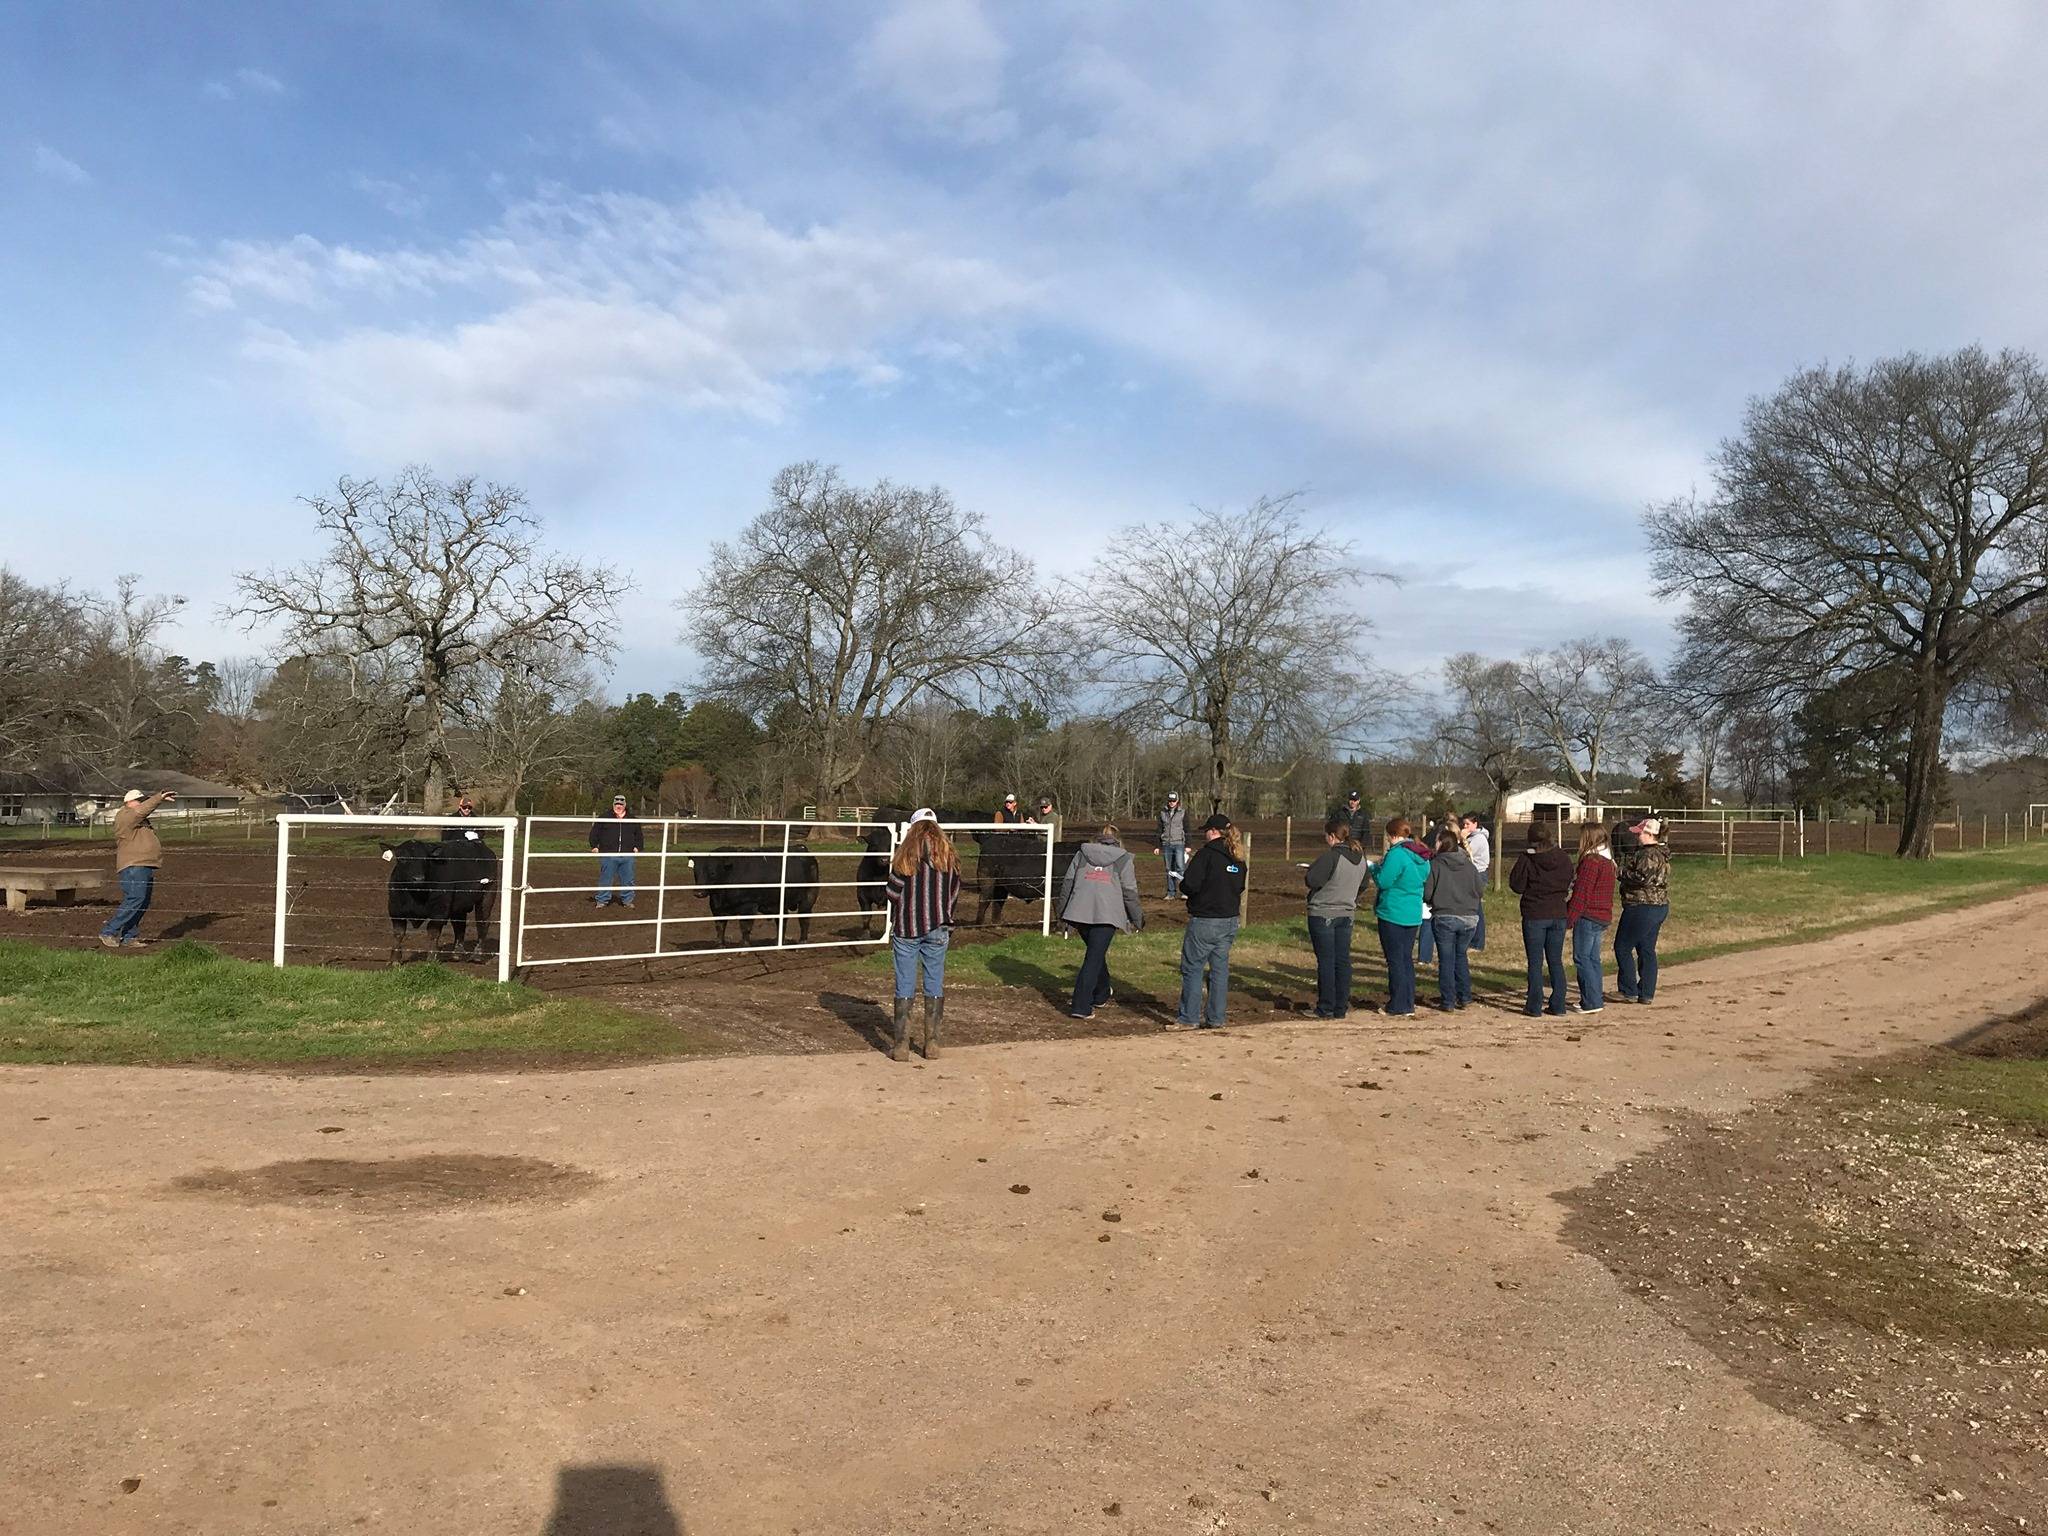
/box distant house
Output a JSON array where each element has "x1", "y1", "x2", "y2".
[
  {"x1": 0, "y1": 768, "x2": 250, "y2": 826},
  {"x1": 1503, "y1": 781, "x2": 1589, "y2": 824}
]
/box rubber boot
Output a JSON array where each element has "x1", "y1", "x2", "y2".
[
  {"x1": 889, "y1": 997, "x2": 912, "y2": 1062},
  {"x1": 924, "y1": 994, "x2": 945, "y2": 1060}
]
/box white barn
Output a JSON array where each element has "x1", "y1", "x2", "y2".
[{"x1": 1503, "y1": 781, "x2": 1589, "y2": 823}]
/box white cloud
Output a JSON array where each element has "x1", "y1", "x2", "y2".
[
  {"x1": 190, "y1": 192, "x2": 1033, "y2": 459},
  {"x1": 349, "y1": 173, "x2": 429, "y2": 219},
  {"x1": 860, "y1": 0, "x2": 1014, "y2": 142},
  {"x1": 32, "y1": 144, "x2": 91, "y2": 185},
  {"x1": 205, "y1": 66, "x2": 287, "y2": 101}
]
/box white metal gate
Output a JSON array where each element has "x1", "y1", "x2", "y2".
[{"x1": 514, "y1": 816, "x2": 898, "y2": 969}]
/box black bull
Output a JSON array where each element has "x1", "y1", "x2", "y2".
[
  {"x1": 382, "y1": 837, "x2": 496, "y2": 963},
  {"x1": 687, "y1": 844, "x2": 821, "y2": 946}
]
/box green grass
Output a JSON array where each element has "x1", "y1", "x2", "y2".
[
  {"x1": 0, "y1": 938, "x2": 708, "y2": 1067},
  {"x1": 896, "y1": 840, "x2": 2048, "y2": 1006}
]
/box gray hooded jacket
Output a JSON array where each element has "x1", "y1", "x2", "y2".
[
  {"x1": 1157, "y1": 803, "x2": 1188, "y2": 846},
  {"x1": 1304, "y1": 843, "x2": 1369, "y2": 917},
  {"x1": 1059, "y1": 838, "x2": 1145, "y2": 931}
]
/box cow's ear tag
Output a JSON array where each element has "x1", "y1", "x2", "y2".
[{"x1": 381, "y1": 849, "x2": 395, "y2": 863}]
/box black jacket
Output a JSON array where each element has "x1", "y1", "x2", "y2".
[
  {"x1": 1331, "y1": 803, "x2": 1373, "y2": 845},
  {"x1": 1180, "y1": 837, "x2": 1247, "y2": 919},
  {"x1": 1508, "y1": 846, "x2": 1575, "y2": 920},
  {"x1": 589, "y1": 816, "x2": 645, "y2": 854}
]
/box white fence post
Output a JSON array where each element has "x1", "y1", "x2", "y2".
[
  {"x1": 1041, "y1": 822, "x2": 1056, "y2": 938},
  {"x1": 271, "y1": 819, "x2": 290, "y2": 968},
  {"x1": 654, "y1": 820, "x2": 670, "y2": 956},
  {"x1": 776, "y1": 822, "x2": 792, "y2": 949}
]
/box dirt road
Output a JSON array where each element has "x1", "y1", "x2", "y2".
[{"x1": 8, "y1": 895, "x2": 2039, "y2": 1534}]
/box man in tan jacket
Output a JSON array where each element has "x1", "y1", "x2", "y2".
[{"x1": 99, "y1": 788, "x2": 175, "y2": 948}]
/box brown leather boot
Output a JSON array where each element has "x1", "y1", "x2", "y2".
[
  {"x1": 924, "y1": 994, "x2": 944, "y2": 1059},
  {"x1": 889, "y1": 997, "x2": 912, "y2": 1061}
]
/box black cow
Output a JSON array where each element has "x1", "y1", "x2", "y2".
[
  {"x1": 970, "y1": 828, "x2": 1079, "y2": 926},
  {"x1": 382, "y1": 836, "x2": 497, "y2": 964},
  {"x1": 686, "y1": 842, "x2": 821, "y2": 946},
  {"x1": 854, "y1": 807, "x2": 908, "y2": 937}
]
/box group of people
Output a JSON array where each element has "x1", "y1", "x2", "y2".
[
  {"x1": 1506, "y1": 817, "x2": 1672, "y2": 1015},
  {"x1": 875, "y1": 788, "x2": 1675, "y2": 1062}
]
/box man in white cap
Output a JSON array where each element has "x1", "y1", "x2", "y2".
[
  {"x1": 587, "y1": 794, "x2": 645, "y2": 906},
  {"x1": 1156, "y1": 791, "x2": 1189, "y2": 898},
  {"x1": 99, "y1": 786, "x2": 176, "y2": 948},
  {"x1": 994, "y1": 792, "x2": 1022, "y2": 824}
]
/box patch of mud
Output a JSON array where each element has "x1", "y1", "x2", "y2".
[
  {"x1": 170, "y1": 1153, "x2": 598, "y2": 1211},
  {"x1": 1562, "y1": 1026, "x2": 2048, "y2": 1534}
]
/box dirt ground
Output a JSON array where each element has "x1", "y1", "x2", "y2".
[
  {"x1": 8, "y1": 893, "x2": 2047, "y2": 1534},
  {"x1": 1566, "y1": 1009, "x2": 2048, "y2": 1534}
]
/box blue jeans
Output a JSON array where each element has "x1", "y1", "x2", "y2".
[
  {"x1": 1572, "y1": 918, "x2": 1607, "y2": 1009},
  {"x1": 1307, "y1": 914, "x2": 1354, "y2": 1017},
  {"x1": 1162, "y1": 842, "x2": 1187, "y2": 896},
  {"x1": 1378, "y1": 918, "x2": 1419, "y2": 1014},
  {"x1": 1432, "y1": 914, "x2": 1476, "y2": 1007},
  {"x1": 1522, "y1": 918, "x2": 1567, "y2": 1013},
  {"x1": 595, "y1": 854, "x2": 637, "y2": 904},
  {"x1": 1472, "y1": 902, "x2": 1486, "y2": 952},
  {"x1": 1615, "y1": 904, "x2": 1668, "y2": 1001},
  {"x1": 1417, "y1": 916, "x2": 1436, "y2": 965},
  {"x1": 1178, "y1": 915, "x2": 1239, "y2": 1025},
  {"x1": 101, "y1": 865, "x2": 155, "y2": 942},
  {"x1": 891, "y1": 927, "x2": 950, "y2": 997},
  {"x1": 1068, "y1": 922, "x2": 1118, "y2": 1016}
]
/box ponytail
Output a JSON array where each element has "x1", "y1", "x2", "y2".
[{"x1": 1325, "y1": 815, "x2": 1363, "y2": 856}]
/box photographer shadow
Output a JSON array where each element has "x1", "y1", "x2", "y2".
[{"x1": 540, "y1": 1463, "x2": 685, "y2": 1535}]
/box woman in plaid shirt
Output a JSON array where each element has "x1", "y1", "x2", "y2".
[
  {"x1": 1564, "y1": 823, "x2": 1617, "y2": 1013},
  {"x1": 884, "y1": 810, "x2": 961, "y2": 1062}
]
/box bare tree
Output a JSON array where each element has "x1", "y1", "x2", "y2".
[
  {"x1": 69, "y1": 576, "x2": 205, "y2": 776},
  {"x1": 230, "y1": 467, "x2": 624, "y2": 811},
  {"x1": 1078, "y1": 495, "x2": 1394, "y2": 815},
  {"x1": 1722, "y1": 707, "x2": 1790, "y2": 807},
  {"x1": 680, "y1": 462, "x2": 1065, "y2": 803},
  {"x1": 0, "y1": 569, "x2": 90, "y2": 772},
  {"x1": 1649, "y1": 348, "x2": 2048, "y2": 858},
  {"x1": 1426, "y1": 654, "x2": 1541, "y2": 888},
  {"x1": 193, "y1": 655, "x2": 273, "y2": 786},
  {"x1": 1514, "y1": 637, "x2": 1658, "y2": 807},
  {"x1": 459, "y1": 643, "x2": 605, "y2": 813}
]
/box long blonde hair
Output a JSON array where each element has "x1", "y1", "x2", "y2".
[
  {"x1": 891, "y1": 819, "x2": 958, "y2": 875},
  {"x1": 1219, "y1": 822, "x2": 1246, "y2": 863}
]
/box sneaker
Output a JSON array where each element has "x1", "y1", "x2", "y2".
[
  {"x1": 126, "y1": 937, "x2": 153, "y2": 947},
  {"x1": 1069, "y1": 1010, "x2": 1095, "y2": 1020},
  {"x1": 1579, "y1": 1004, "x2": 1605, "y2": 1014},
  {"x1": 98, "y1": 934, "x2": 122, "y2": 949},
  {"x1": 620, "y1": 899, "x2": 635, "y2": 907}
]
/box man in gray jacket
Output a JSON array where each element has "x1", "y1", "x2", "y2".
[
  {"x1": 1058, "y1": 825, "x2": 1145, "y2": 1020},
  {"x1": 1156, "y1": 792, "x2": 1189, "y2": 898}
]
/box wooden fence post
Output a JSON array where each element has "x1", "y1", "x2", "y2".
[
  {"x1": 1284, "y1": 816, "x2": 1292, "y2": 863},
  {"x1": 1822, "y1": 818, "x2": 1830, "y2": 856},
  {"x1": 1724, "y1": 816, "x2": 1733, "y2": 870},
  {"x1": 1863, "y1": 819, "x2": 1872, "y2": 853},
  {"x1": 1983, "y1": 813, "x2": 1990, "y2": 850},
  {"x1": 2005, "y1": 811, "x2": 2011, "y2": 846},
  {"x1": 1777, "y1": 819, "x2": 1786, "y2": 863}
]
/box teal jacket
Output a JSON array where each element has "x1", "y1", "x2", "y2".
[{"x1": 1370, "y1": 842, "x2": 1429, "y2": 926}]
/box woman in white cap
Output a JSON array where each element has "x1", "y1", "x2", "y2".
[{"x1": 884, "y1": 809, "x2": 961, "y2": 1059}]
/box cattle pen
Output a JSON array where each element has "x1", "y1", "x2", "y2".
[{"x1": 272, "y1": 812, "x2": 521, "y2": 984}]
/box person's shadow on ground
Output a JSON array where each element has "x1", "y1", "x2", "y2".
[
  {"x1": 816, "y1": 991, "x2": 893, "y2": 1053},
  {"x1": 539, "y1": 1463, "x2": 684, "y2": 1534},
  {"x1": 159, "y1": 913, "x2": 224, "y2": 940}
]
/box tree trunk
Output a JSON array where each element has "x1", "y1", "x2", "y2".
[
  {"x1": 1207, "y1": 716, "x2": 1231, "y2": 816},
  {"x1": 1489, "y1": 783, "x2": 1509, "y2": 891},
  {"x1": 1895, "y1": 675, "x2": 1949, "y2": 860}
]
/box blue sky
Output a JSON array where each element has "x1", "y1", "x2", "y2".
[{"x1": 9, "y1": 1, "x2": 2048, "y2": 698}]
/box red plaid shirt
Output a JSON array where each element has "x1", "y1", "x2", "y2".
[{"x1": 1564, "y1": 852, "x2": 1617, "y2": 926}]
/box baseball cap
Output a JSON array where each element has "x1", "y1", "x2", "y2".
[
  {"x1": 122, "y1": 788, "x2": 145, "y2": 803},
  {"x1": 908, "y1": 807, "x2": 938, "y2": 826},
  {"x1": 1346, "y1": 789, "x2": 1361, "y2": 800},
  {"x1": 1003, "y1": 792, "x2": 1017, "y2": 802},
  {"x1": 612, "y1": 794, "x2": 626, "y2": 805},
  {"x1": 1639, "y1": 816, "x2": 1663, "y2": 836},
  {"x1": 1168, "y1": 791, "x2": 1180, "y2": 800},
  {"x1": 1201, "y1": 813, "x2": 1232, "y2": 832}
]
